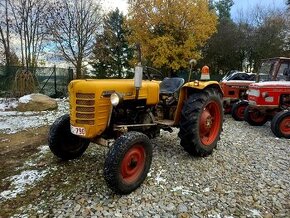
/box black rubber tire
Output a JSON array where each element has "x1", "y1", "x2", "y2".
[
  {"x1": 244, "y1": 106, "x2": 268, "y2": 126},
  {"x1": 271, "y1": 111, "x2": 290, "y2": 138},
  {"x1": 178, "y1": 88, "x2": 223, "y2": 156},
  {"x1": 104, "y1": 131, "x2": 152, "y2": 194},
  {"x1": 231, "y1": 101, "x2": 249, "y2": 121},
  {"x1": 48, "y1": 114, "x2": 89, "y2": 160}
]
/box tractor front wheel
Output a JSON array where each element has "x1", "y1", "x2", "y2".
[
  {"x1": 48, "y1": 114, "x2": 89, "y2": 160},
  {"x1": 271, "y1": 111, "x2": 290, "y2": 138},
  {"x1": 244, "y1": 106, "x2": 268, "y2": 126},
  {"x1": 104, "y1": 132, "x2": 152, "y2": 194},
  {"x1": 178, "y1": 89, "x2": 223, "y2": 156},
  {"x1": 231, "y1": 101, "x2": 248, "y2": 121}
]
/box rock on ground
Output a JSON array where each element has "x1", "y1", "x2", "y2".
[{"x1": 16, "y1": 93, "x2": 58, "y2": 112}]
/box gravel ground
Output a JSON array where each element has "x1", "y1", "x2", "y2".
[{"x1": 1, "y1": 113, "x2": 289, "y2": 217}]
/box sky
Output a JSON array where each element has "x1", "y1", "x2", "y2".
[{"x1": 102, "y1": 0, "x2": 287, "y2": 17}]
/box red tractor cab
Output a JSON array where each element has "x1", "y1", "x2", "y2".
[{"x1": 245, "y1": 57, "x2": 290, "y2": 138}]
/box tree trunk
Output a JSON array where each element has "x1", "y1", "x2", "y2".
[{"x1": 76, "y1": 59, "x2": 83, "y2": 79}]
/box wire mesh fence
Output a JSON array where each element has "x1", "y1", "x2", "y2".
[
  {"x1": 0, "y1": 66, "x2": 73, "y2": 98},
  {"x1": 0, "y1": 65, "x2": 225, "y2": 98}
]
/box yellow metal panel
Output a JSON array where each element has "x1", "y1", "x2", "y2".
[
  {"x1": 183, "y1": 80, "x2": 220, "y2": 89},
  {"x1": 173, "y1": 80, "x2": 222, "y2": 125},
  {"x1": 68, "y1": 79, "x2": 160, "y2": 139}
]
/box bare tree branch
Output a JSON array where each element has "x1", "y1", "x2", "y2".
[{"x1": 47, "y1": 0, "x2": 102, "y2": 78}]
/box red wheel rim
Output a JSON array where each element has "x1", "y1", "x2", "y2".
[
  {"x1": 279, "y1": 116, "x2": 290, "y2": 135},
  {"x1": 199, "y1": 100, "x2": 222, "y2": 146},
  {"x1": 236, "y1": 105, "x2": 246, "y2": 119},
  {"x1": 250, "y1": 110, "x2": 266, "y2": 122},
  {"x1": 121, "y1": 144, "x2": 145, "y2": 184}
]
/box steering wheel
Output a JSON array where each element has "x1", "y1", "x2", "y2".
[{"x1": 143, "y1": 66, "x2": 164, "y2": 81}]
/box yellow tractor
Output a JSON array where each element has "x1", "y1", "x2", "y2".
[{"x1": 48, "y1": 62, "x2": 224, "y2": 194}]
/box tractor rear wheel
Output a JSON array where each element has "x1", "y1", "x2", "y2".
[
  {"x1": 244, "y1": 106, "x2": 268, "y2": 126},
  {"x1": 178, "y1": 88, "x2": 223, "y2": 156},
  {"x1": 48, "y1": 114, "x2": 89, "y2": 160},
  {"x1": 231, "y1": 101, "x2": 248, "y2": 121},
  {"x1": 271, "y1": 111, "x2": 290, "y2": 138},
  {"x1": 104, "y1": 131, "x2": 152, "y2": 194}
]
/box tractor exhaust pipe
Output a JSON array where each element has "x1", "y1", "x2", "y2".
[
  {"x1": 134, "y1": 43, "x2": 143, "y2": 99},
  {"x1": 134, "y1": 63, "x2": 143, "y2": 99}
]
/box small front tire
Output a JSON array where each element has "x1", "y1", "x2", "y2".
[
  {"x1": 244, "y1": 106, "x2": 268, "y2": 126},
  {"x1": 48, "y1": 114, "x2": 89, "y2": 160},
  {"x1": 104, "y1": 132, "x2": 152, "y2": 194},
  {"x1": 271, "y1": 111, "x2": 290, "y2": 138},
  {"x1": 231, "y1": 101, "x2": 248, "y2": 121}
]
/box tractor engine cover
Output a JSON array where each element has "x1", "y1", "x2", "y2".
[{"x1": 68, "y1": 79, "x2": 160, "y2": 138}]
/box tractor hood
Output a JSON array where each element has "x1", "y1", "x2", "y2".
[
  {"x1": 69, "y1": 79, "x2": 160, "y2": 104},
  {"x1": 220, "y1": 80, "x2": 254, "y2": 86},
  {"x1": 249, "y1": 81, "x2": 290, "y2": 89}
]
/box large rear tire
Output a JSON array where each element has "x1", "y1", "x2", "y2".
[
  {"x1": 231, "y1": 101, "x2": 248, "y2": 121},
  {"x1": 178, "y1": 89, "x2": 223, "y2": 156},
  {"x1": 271, "y1": 111, "x2": 290, "y2": 138},
  {"x1": 104, "y1": 132, "x2": 152, "y2": 194},
  {"x1": 244, "y1": 106, "x2": 268, "y2": 126},
  {"x1": 48, "y1": 114, "x2": 89, "y2": 160}
]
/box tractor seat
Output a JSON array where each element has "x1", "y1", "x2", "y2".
[{"x1": 159, "y1": 77, "x2": 185, "y2": 95}]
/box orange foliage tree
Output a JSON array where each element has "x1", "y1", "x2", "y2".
[{"x1": 126, "y1": 0, "x2": 217, "y2": 72}]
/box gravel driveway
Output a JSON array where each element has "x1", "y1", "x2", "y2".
[{"x1": 1, "y1": 114, "x2": 289, "y2": 217}]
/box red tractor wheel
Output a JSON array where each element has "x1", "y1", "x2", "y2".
[
  {"x1": 244, "y1": 106, "x2": 268, "y2": 126},
  {"x1": 178, "y1": 88, "x2": 223, "y2": 156},
  {"x1": 104, "y1": 132, "x2": 152, "y2": 194},
  {"x1": 271, "y1": 111, "x2": 290, "y2": 138},
  {"x1": 231, "y1": 101, "x2": 248, "y2": 121}
]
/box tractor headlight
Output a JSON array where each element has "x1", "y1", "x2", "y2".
[
  {"x1": 248, "y1": 89, "x2": 260, "y2": 97},
  {"x1": 110, "y1": 92, "x2": 122, "y2": 106}
]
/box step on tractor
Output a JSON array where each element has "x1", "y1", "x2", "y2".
[
  {"x1": 245, "y1": 57, "x2": 290, "y2": 138},
  {"x1": 228, "y1": 57, "x2": 290, "y2": 121},
  {"x1": 48, "y1": 61, "x2": 224, "y2": 194}
]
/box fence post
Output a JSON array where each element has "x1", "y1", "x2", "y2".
[
  {"x1": 68, "y1": 67, "x2": 73, "y2": 83},
  {"x1": 54, "y1": 65, "x2": 57, "y2": 96}
]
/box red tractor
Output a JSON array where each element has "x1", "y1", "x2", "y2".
[
  {"x1": 228, "y1": 57, "x2": 290, "y2": 121},
  {"x1": 245, "y1": 57, "x2": 290, "y2": 138},
  {"x1": 220, "y1": 79, "x2": 254, "y2": 120}
]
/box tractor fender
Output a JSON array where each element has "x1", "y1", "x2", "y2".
[{"x1": 173, "y1": 81, "x2": 223, "y2": 125}]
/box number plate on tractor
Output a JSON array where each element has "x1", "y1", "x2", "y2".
[{"x1": 70, "y1": 125, "x2": 86, "y2": 136}]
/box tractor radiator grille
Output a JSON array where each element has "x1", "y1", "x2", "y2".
[{"x1": 75, "y1": 93, "x2": 95, "y2": 125}]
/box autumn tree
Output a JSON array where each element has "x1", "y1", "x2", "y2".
[
  {"x1": 47, "y1": 0, "x2": 102, "y2": 79},
  {"x1": 91, "y1": 9, "x2": 133, "y2": 78},
  {"x1": 127, "y1": 0, "x2": 217, "y2": 74}
]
